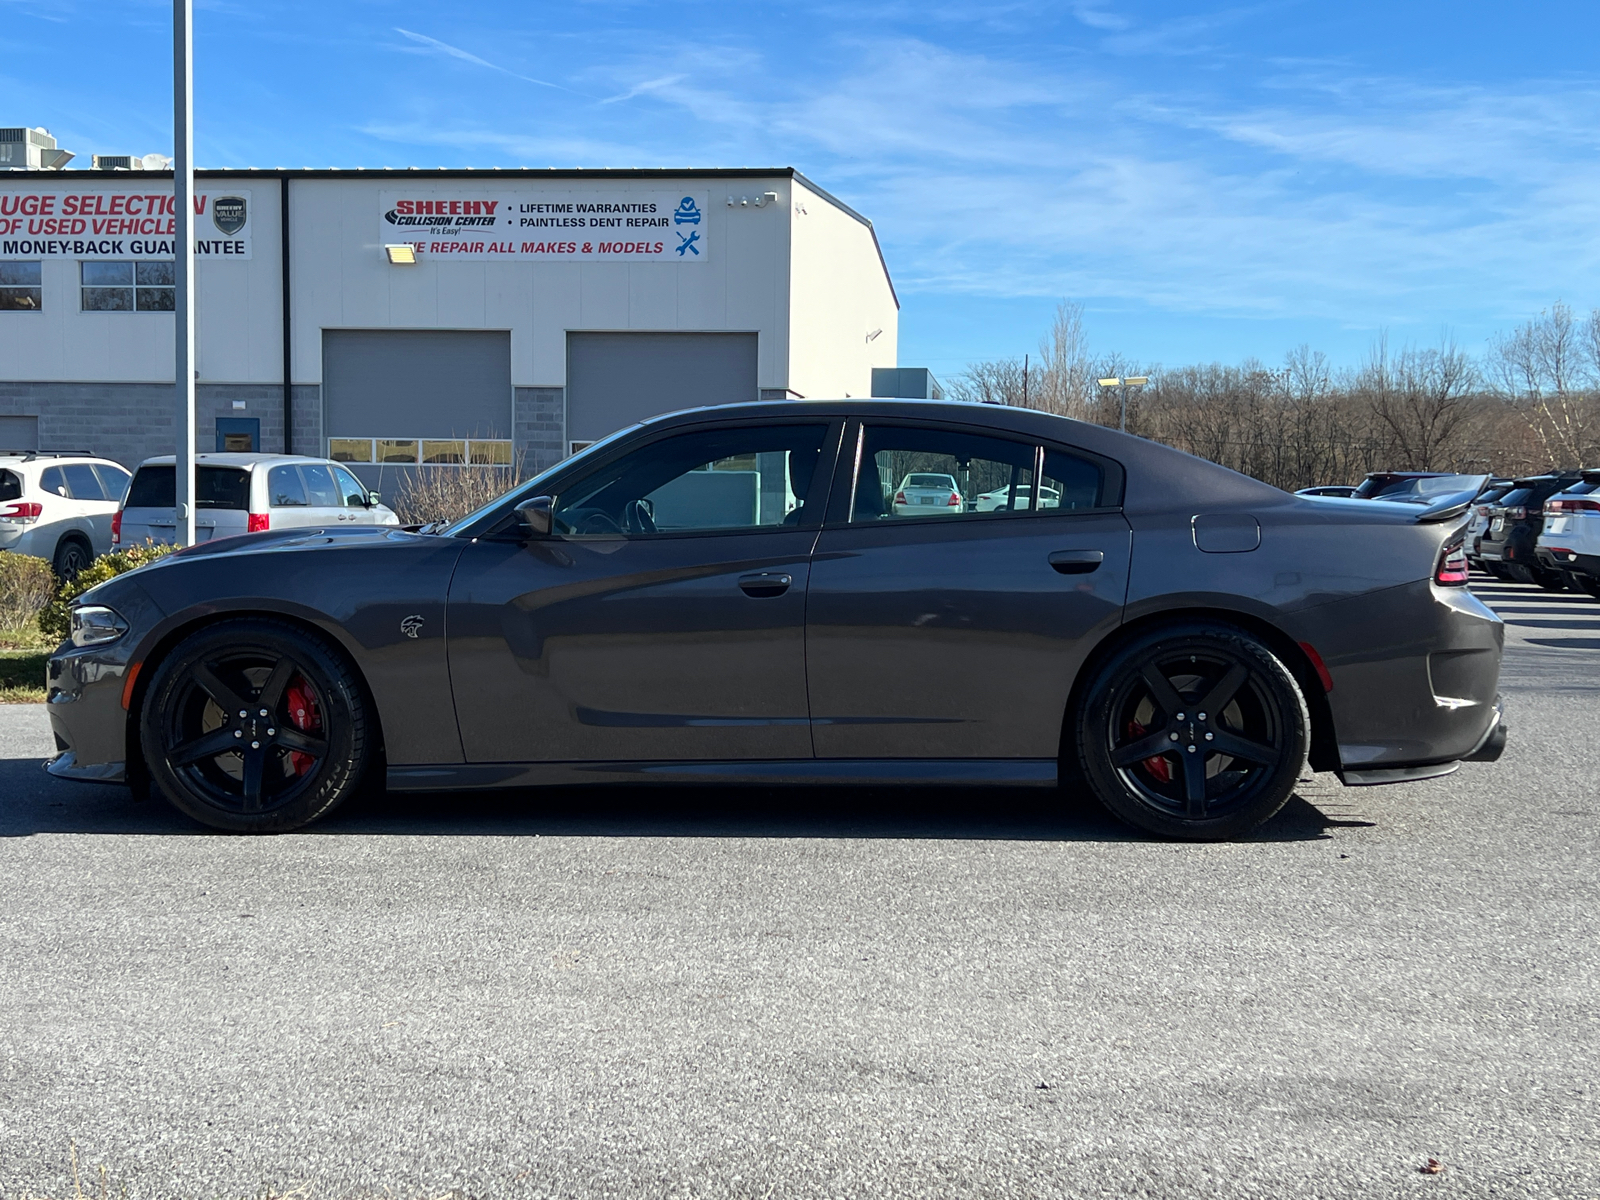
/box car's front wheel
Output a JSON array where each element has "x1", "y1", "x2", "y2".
[
  {"x1": 1074, "y1": 623, "x2": 1310, "y2": 841},
  {"x1": 140, "y1": 618, "x2": 371, "y2": 832}
]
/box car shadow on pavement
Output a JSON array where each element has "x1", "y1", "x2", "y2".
[{"x1": 0, "y1": 754, "x2": 1361, "y2": 843}]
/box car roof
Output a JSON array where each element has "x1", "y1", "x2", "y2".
[
  {"x1": 0, "y1": 452, "x2": 122, "y2": 466},
  {"x1": 132, "y1": 453, "x2": 334, "y2": 469}
]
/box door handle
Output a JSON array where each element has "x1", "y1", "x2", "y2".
[
  {"x1": 738, "y1": 572, "x2": 793, "y2": 597},
  {"x1": 1048, "y1": 550, "x2": 1104, "y2": 574}
]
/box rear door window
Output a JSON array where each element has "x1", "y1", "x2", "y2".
[
  {"x1": 854, "y1": 426, "x2": 1037, "y2": 521},
  {"x1": 93, "y1": 464, "x2": 131, "y2": 502},
  {"x1": 299, "y1": 463, "x2": 341, "y2": 508},
  {"x1": 62, "y1": 463, "x2": 108, "y2": 501},
  {"x1": 40, "y1": 466, "x2": 68, "y2": 497}
]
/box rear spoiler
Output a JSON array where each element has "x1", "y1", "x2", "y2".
[{"x1": 1414, "y1": 475, "x2": 1491, "y2": 523}]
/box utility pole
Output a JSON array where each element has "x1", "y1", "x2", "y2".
[
  {"x1": 1022, "y1": 353, "x2": 1028, "y2": 409},
  {"x1": 173, "y1": 0, "x2": 196, "y2": 546}
]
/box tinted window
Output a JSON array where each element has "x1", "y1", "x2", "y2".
[
  {"x1": 93, "y1": 464, "x2": 131, "y2": 502},
  {"x1": 39, "y1": 466, "x2": 67, "y2": 496},
  {"x1": 124, "y1": 465, "x2": 251, "y2": 510},
  {"x1": 62, "y1": 463, "x2": 107, "y2": 501},
  {"x1": 1041, "y1": 448, "x2": 1106, "y2": 510},
  {"x1": 331, "y1": 465, "x2": 369, "y2": 508},
  {"x1": 553, "y1": 424, "x2": 830, "y2": 535},
  {"x1": 268, "y1": 464, "x2": 309, "y2": 507},
  {"x1": 1566, "y1": 481, "x2": 1600, "y2": 496},
  {"x1": 1497, "y1": 488, "x2": 1533, "y2": 508},
  {"x1": 299, "y1": 463, "x2": 340, "y2": 507},
  {"x1": 856, "y1": 426, "x2": 1037, "y2": 521},
  {"x1": 0, "y1": 470, "x2": 19, "y2": 502}
]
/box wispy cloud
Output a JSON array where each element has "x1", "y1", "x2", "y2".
[
  {"x1": 600, "y1": 74, "x2": 687, "y2": 105},
  {"x1": 392, "y1": 28, "x2": 566, "y2": 91},
  {"x1": 1070, "y1": 4, "x2": 1130, "y2": 32}
]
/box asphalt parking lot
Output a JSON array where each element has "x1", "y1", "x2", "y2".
[{"x1": 1, "y1": 575, "x2": 1596, "y2": 1200}]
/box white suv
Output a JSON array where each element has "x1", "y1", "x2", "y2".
[
  {"x1": 117, "y1": 453, "x2": 399, "y2": 548},
  {"x1": 1535, "y1": 469, "x2": 1600, "y2": 598},
  {"x1": 0, "y1": 452, "x2": 133, "y2": 577}
]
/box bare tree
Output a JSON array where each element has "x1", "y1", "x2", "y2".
[
  {"x1": 1032, "y1": 301, "x2": 1094, "y2": 419},
  {"x1": 1356, "y1": 333, "x2": 1482, "y2": 471},
  {"x1": 948, "y1": 358, "x2": 1028, "y2": 406},
  {"x1": 1487, "y1": 303, "x2": 1600, "y2": 467}
]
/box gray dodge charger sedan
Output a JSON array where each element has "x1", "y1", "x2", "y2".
[{"x1": 44, "y1": 401, "x2": 1506, "y2": 840}]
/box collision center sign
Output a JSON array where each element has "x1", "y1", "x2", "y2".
[
  {"x1": 381, "y1": 191, "x2": 710, "y2": 262},
  {"x1": 0, "y1": 187, "x2": 253, "y2": 259}
]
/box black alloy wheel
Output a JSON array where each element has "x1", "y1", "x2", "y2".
[
  {"x1": 53, "y1": 536, "x2": 92, "y2": 581},
  {"x1": 1076, "y1": 623, "x2": 1310, "y2": 841},
  {"x1": 140, "y1": 619, "x2": 370, "y2": 832}
]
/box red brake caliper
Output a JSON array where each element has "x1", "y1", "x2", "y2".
[
  {"x1": 1126, "y1": 720, "x2": 1172, "y2": 784},
  {"x1": 284, "y1": 677, "x2": 322, "y2": 777}
]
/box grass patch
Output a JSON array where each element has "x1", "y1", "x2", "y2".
[{"x1": 0, "y1": 647, "x2": 49, "y2": 703}]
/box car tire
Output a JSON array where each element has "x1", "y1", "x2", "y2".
[
  {"x1": 53, "y1": 535, "x2": 92, "y2": 581},
  {"x1": 1485, "y1": 563, "x2": 1512, "y2": 581},
  {"x1": 1532, "y1": 567, "x2": 1568, "y2": 592},
  {"x1": 1571, "y1": 574, "x2": 1600, "y2": 601},
  {"x1": 140, "y1": 618, "x2": 370, "y2": 833},
  {"x1": 1074, "y1": 623, "x2": 1310, "y2": 841}
]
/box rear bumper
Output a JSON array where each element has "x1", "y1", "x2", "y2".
[
  {"x1": 1535, "y1": 547, "x2": 1600, "y2": 578},
  {"x1": 1338, "y1": 694, "x2": 1506, "y2": 786}
]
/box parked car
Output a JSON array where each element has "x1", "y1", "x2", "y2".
[
  {"x1": 1535, "y1": 469, "x2": 1600, "y2": 598},
  {"x1": 1352, "y1": 472, "x2": 1494, "y2": 504},
  {"x1": 0, "y1": 451, "x2": 133, "y2": 577},
  {"x1": 116, "y1": 453, "x2": 399, "y2": 548},
  {"x1": 890, "y1": 472, "x2": 965, "y2": 515},
  {"x1": 47, "y1": 401, "x2": 1505, "y2": 841},
  {"x1": 1475, "y1": 473, "x2": 1583, "y2": 589},
  {"x1": 973, "y1": 483, "x2": 1062, "y2": 512},
  {"x1": 1465, "y1": 479, "x2": 1516, "y2": 573},
  {"x1": 1295, "y1": 485, "x2": 1359, "y2": 498}
]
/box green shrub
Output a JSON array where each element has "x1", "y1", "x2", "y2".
[
  {"x1": 37, "y1": 542, "x2": 176, "y2": 643},
  {"x1": 0, "y1": 553, "x2": 56, "y2": 636}
]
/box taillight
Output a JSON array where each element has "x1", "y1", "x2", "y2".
[
  {"x1": 894, "y1": 491, "x2": 907, "y2": 505},
  {"x1": 1564, "y1": 499, "x2": 1600, "y2": 514},
  {"x1": 1506, "y1": 506, "x2": 1526, "y2": 520},
  {"x1": 1475, "y1": 505, "x2": 1490, "y2": 517},
  {"x1": 247, "y1": 512, "x2": 270, "y2": 533},
  {"x1": 111, "y1": 511, "x2": 122, "y2": 545},
  {"x1": 1546, "y1": 499, "x2": 1570, "y2": 516},
  {"x1": 1435, "y1": 537, "x2": 1469, "y2": 586},
  {"x1": 946, "y1": 493, "x2": 960, "y2": 506},
  {"x1": 1, "y1": 501, "x2": 42, "y2": 521}
]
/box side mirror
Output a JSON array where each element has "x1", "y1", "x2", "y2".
[
  {"x1": 516, "y1": 495, "x2": 554, "y2": 537},
  {"x1": 367, "y1": 490, "x2": 381, "y2": 508}
]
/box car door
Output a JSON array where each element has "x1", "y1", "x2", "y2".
[
  {"x1": 330, "y1": 464, "x2": 378, "y2": 524},
  {"x1": 806, "y1": 420, "x2": 1131, "y2": 760},
  {"x1": 296, "y1": 462, "x2": 347, "y2": 528},
  {"x1": 60, "y1": 463, "x2": 113, "y2": 550},
  {"x1": 265, "y1": 463, "x2": 316, "y2": 530},
  {"x1": 447, "y1": 419, "x2": 841, "y2": 763}
]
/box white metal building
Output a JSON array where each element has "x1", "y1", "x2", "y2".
[{"x1": 0, "y1": 167, "x2": 899, "y2": 492}]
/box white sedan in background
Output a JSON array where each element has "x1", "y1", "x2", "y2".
[
  {"x1": 891, "y1": 473, "x2": 966, "y2": 516},
  {"x1": 973, "y1": 483, "x2": 1061, "y2": 512}
]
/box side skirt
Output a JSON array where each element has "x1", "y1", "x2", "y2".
[{"x1": 387, "y1": 759, "x2": 1060, "y2": 792}]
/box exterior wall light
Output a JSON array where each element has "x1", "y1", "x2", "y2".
[{"x1": 384, "y1": 244, "x2": 417, "y2": 265}]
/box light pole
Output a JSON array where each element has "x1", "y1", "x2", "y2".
[
  {"x1": 1096, "y1": 376, "x2": 1149, "y2": 432},
  {"x1": 173, "y1": 0, "x2": 196, "y2": 546}
]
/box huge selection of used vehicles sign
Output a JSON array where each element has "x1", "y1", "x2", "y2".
[
  {"x1": 381, "y1": 191, "x2": 710, "y2": 261},
  {"x1": 0, "y1": 188, "x2": 253, "y2": 259}
]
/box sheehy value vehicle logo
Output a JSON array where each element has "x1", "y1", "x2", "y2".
[{"x1": 378, "y1": 192, "x2": 709, "y2": 261}]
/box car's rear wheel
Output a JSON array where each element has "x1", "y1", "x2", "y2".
[
  {"x1": 1571, "y1": 574, "x2": 1600, "y2": 601},
  {"x1": 1532, "y1": 567, "x2": 1568, "y2": 592},
  {"x1": 1075, "y1": 623, "x2": 1310, "y2": 841},
  {"x1": 53, "y1": 534, "x2": 92, "y2": 581},
  {"x1": 1485, "y1": 562, "x2": 1512, "y2": 581},
  {"x1": 140, "y1": 618, "x2": 370, "y2": 833}
]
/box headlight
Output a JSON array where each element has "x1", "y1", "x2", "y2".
[{"x1": 70, "y1": 605, "x2": 129, "y2": 648}]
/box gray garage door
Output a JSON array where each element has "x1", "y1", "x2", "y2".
[
  {"x1": 0, "y1": 415, "x2": 39, "y2": 452},
  {"x1": 323, "y1": 330, "x2": 511, "y2": 441},
  {"x1": 567, "y1": 332, "x2": 758, "y2": 451}
]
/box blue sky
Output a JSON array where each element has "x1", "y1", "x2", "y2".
[{"x1": 6, "y1": 0, "x2": 1599, "y2": 379}]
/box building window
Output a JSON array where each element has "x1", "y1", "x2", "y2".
[
  {"x1": 81, "y1": 261, "x2": 175, "y2": 312},
  {"x1": 328, "y1": 437, "x2": 513, "y2": 467},
  {"x1": 0, "y1": 262, "x2": 41, "y2": 311}
]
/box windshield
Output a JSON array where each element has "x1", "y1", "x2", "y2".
[{"x1": 439, "y1": 423, "x2": 639, "y2": 536}]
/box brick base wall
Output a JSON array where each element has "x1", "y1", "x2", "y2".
[
  {"x1": 0, "y1": 381, "x2": 304, "y2": 467},
  {"x1": 514, "y1": 386, "x2": 564, "y2": 478}
]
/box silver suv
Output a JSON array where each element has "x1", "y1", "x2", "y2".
[
  {"x1": 117, "y1": 453, "x2": 399, "y2": 547},
  {"x1": 0, "y1": 451, "x2": 133, "y2": 577}
]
